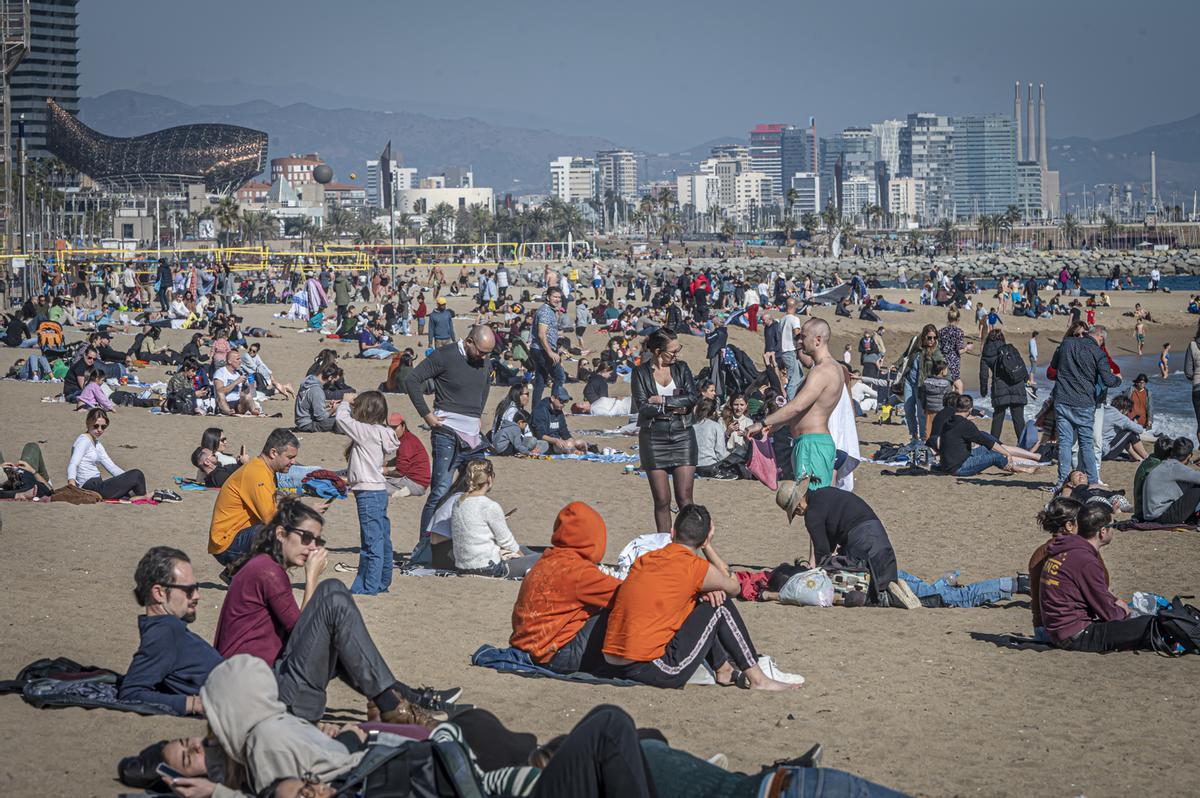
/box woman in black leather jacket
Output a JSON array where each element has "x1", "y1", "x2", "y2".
[{"x1": 632, "y1": 329, "x2": 699, "y2": 533}]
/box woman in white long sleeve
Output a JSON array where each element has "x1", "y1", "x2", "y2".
[
  {"x1": 450, "y1": 459, "x2": 540, "y2": 577},
  {"x1": 67, "y1": 408, "x2": 148, "y2": 500},
  {"x1": 242, "y1": 342, "x2": 295, "y2": 399}
]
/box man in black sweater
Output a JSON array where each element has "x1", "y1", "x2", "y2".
[{"x1": 404, "y1": 325, "x2": 496, "y2": 563}]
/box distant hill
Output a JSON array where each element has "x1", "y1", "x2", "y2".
[{"x1": 78, "y1": 90, "x2": 622, "y2": 193}]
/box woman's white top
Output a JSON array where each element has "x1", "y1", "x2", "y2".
[
  {"x1": 67, "y1": 433, "x2": 124, "y2": 484},
  {"x1": 655, "y1": 379, "x2": 676, "y2": 398},
  {"x1": 451, "y1": 495, "x2": 520, "y2": 569}
]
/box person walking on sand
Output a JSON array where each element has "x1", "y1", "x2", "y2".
[{"x1": 746, "y1": 318, "x2": 844, "y2": 504}]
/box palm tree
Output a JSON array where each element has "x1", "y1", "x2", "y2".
[
  {"x1": 427, "y1": 202, "x2": 457, "y2": 243},
  {"x1": 936, "y1": 219, "x2": 956, "y2": 253},
  {"x1": 326, "y1": 207, "x2": 355, "y2": 240},
  {"x1": 820, "y1": 201, "x2": 840, "y2": 232},
  {"x1": 214, "y1": 196, "x2": 242, "y2": 246},
  {"x1": 554, "y1": 204, "x2": 587, "y2": 241},
  {"x1": 352, "y1": 220, "x2": 386, "y2": 246},
  {"x1": 1062, "y1": 213, "x2": 1081, "y2": 249},
  {"x1": 637, "y1": 195, "x2": 658, "y2": 241},
  {"x1": 779, "y1": 213, "x2": 797, "y2": 245},
  {"x1": 799, "y1": 212, "x2": 819, "y2": 241},
  {"x1": 526, "y1": 206, "x2": 550, "y2": 242},
  {"x1": 1100, "y1": 214, "x2": 1120, "y2": 249},
  {"x1": 657, "y1": 209, "x2": 684, "y2": 246},
  {"x1": 785, "y1": 187, "x2": 800, "y2": 219},
  {"x1": 241, "y1": 211, "x2": 277, "y2": 247},
  {"x1": 977, "y1": 214, "x2": 994, "y2": 247},
  {"x1": 718, "y1": 219, "x2": 737, "y2": 242},
  {"x1": 466, "y1": 203, "x2": 493, "y2": 244}
]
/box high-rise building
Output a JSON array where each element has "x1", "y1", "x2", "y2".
[
  {"x1": 819, "y1": 128, "x2": 877, "y2": 212},
  {"x1": 1015, "y1": 162, "x2": 1043, "y2": 221},
  {"x1": 549, "y1": 156, "x2": 597, "y2": 204},
  {"x1": 9, "y1": 0, "x2": 79, "y2": 160},
  {"x1": 950, "y1": 114, "x2": 1017, "y2": 218},
  {"x1": 749, "y1": 124, "x2": 787, "y2": 200},
  {"x1": 365, "y1": 160, "x2": 416, "y2": 207},
  {"x1": 870, "y1": 120, "x2": 905, "y2": 176},
  {"x1": 676, "y1": 172, "x2": 719, "y2": 215},
  {"x1": 441, "y1": 166, "x2": 474, "y2": 189},
  {"x1": 271, "y1": 154, "x2": 326, "y2": 187},
  {"x1": 840, "y1": 176, "x2": 878, "y2": 219},
  {"x1": 596, "y1": 149, "x2": 637, "y2": 201},
  {"x1": 899, "y1": 113, "x2": 954, "y2": 221},
  {"x1": 780, "y1": 126, "x2": 810, "y2": 200},
  {"x1": 709, "y1": 144, "x2": 751, "y2": 170},
  {"x1": 788, "y1": 173, "x2": 821, "y2": 216},
  {"x1": 888, "y1": 178, "x2": 926, "y2": 226},
  {"x1": 733, "y1": 171, "x2": 771, "y2": 224}
]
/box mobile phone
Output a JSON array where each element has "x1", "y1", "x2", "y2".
[
  {"x1": 156, "y1": 763, "x2": 184, "y2": 780},
  {"x1": 505, "y1": 507, "x2": 518, "y2": 517}
]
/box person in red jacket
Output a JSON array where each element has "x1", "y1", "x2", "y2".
[
  {"x1": 1039, "y1": 502, "x2": 1153, "y2": 652},
  {"x1": 509, "y1": 502, "x2": 621, "y2": 673},
  {"x1": 384, "y1": 413, "x2": 431, "y2": 497}
]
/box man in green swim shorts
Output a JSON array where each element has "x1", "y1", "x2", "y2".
[{"x1": 746, "y1": 317, "x2": 845, "y2": 492}]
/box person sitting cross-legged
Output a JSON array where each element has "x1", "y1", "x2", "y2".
[
  {"x1": 935, "y1": 394, "x2": 1037, "y2": 477},
  {"x1": 598, "y1": 504, "x2": 803, "y2": 690},
  {"x1": 530, "y1": 384, "x2": 588, "y2": 455}
]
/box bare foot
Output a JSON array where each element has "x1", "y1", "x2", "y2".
[
  {"x1": 713, "y1": 662, "x2": 736, "y2": 686},
  {"x1": 745, "y1": 665, "x2": 804, "y2": 691}
]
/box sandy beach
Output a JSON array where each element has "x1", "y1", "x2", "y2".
[{"x1": 1, "y1": 278, "x2": 1198, "y2": 797}]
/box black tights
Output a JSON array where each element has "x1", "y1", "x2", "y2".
[
  {"x1": 82, "y1": 469, "x2": 146, "y2": 499},
  {"x1": 646, "y1": 466, "x2": 694, "y2": 534}
]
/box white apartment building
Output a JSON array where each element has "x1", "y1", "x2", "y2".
[
  {"x1": 365, "y1": 160, "x2": 417, "y2": 207},
  {"x1": 871, "y1": 120, "x2": 905, "y2": 176},
  {"x1": 733, "y1": 171, "x2": 771, "y2": 224},
  {"x1": 889, "y1": 177, "x2": 926, "y2": 226},
  {"x1": 841, "y1": 176, "x2": 878, "y2": 218},
  {"x1": 788, "y1": 172, "x2": 821, "y2": 216},
  {"x1": 677, "y1": 172, "x2": 719, "y2": 214},
  {"x1": 549, "y1": 156, "x2": 598, "y2": 204},
  {"x1": 596, "y1": 149, "x2": 638, "y2": 201},
  {"x1": 393, "y1": 186, "x2": 495, "y2": 215}
]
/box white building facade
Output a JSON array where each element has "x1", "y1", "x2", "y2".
[{"x1": 549, "y1": 156, "x2": 598, "y2": 204}]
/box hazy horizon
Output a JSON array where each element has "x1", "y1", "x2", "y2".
[{"x1": 81, "y1": 0, "x2": 1199, "y2": 151}]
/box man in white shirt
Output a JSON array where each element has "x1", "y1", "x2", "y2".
[
  {"x1": 778, "y1": 297, "x2": 804, "y2": 400},
  {"x1": 1149, "y1": 268, "x2": 1161, "y2": 291},
  {"x1": 214, "y1": 351, "x2": 259, "y2": 416}
]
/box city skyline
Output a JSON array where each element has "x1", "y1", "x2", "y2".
[{"x1": 78, "y1": 0, "x2": 1199, "y2": 153}]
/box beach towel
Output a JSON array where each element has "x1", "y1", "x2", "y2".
[
  {"x1": 173, "y1": 476, "x2": 211, "y2": 491},
  {"x1": 0, "y1": 657, "x2": 175, "y2": 715},
  {"x1": 1115, "y1": 520, "x2": 1200, "y2": 533},
  {"x1": 747, "y1": 437, "x2": 778, "y2": 490},
  {"x1": 389, "y1": 562, "x2": 523, "y2": 581},
  {"x1": 470, "y1": 645, "x2": 640, "y2": 687},
  {"x1": 549, "y1": 452, "x2": 639, "y2": 464}
]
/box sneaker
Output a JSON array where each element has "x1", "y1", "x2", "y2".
[
  {"x1": 706, "y1": 753, "x2": 729, "y2": 770},
  {"x1": 152, "y1": 489, "x2": 183, "y2": 503},
  {"x1": 1015, "y1": 573, "x2": 1031, "y2": 595},
  {"x1": 756, "y1": 655, "x2": 806, "y2": 685},
  {"x1": 396, "y1": 683, "x2": 462, "y2": 712},
  {"x1": 886, "y1": 580, "x2": 922, "y2": 610},
  {"x1": 712, "y1": 471, "x2": 738, "y2": 480}
]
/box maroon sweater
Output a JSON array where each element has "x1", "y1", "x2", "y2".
[
  {"x1": 1039, "y1": 534, "x2": 1127, "y2": 643},
  {"x1": 213, "y1": 554, "x2": 300, "y2": 665}
]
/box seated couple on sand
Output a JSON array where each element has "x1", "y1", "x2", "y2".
[
  {"x1": 120, "y1": 682, "x2": 908, "y2": 798},
  {"x1": 926, "y1": 394, "x2": 1042, "y2": 476},
  {"x1": 510, "y1": 501, "x2": 804, "y2": 689},
  {"x1": 120, "y1": 511, "x2": 460, "y2": 725}
]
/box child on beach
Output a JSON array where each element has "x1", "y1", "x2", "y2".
[
  {"x1": 1160, "y1": 343, "x2": 1171, "y2": 379},
  {"x1": 1028, "y1": 331, "x2": 1039, "y2": 375},
  {"x1": 337, "y1": 390, "x2": 400, "y2": 595},
  {"x1": 1128, "y1": 374, "x2": 1152, "y2": 428},
  {"x1": 921, "y1": 362, "x2": 953, "y2": 436},
  {"x1": 1135, "y1": 320, "x2": 1145, "y2": 355},
  {"x1": 77, "y1": 368, "x2": 115, "y2": 411}
]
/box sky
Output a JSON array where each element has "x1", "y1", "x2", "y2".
[{"x1": 81, "y1": 0, "x2": 1199, "y2": 152}]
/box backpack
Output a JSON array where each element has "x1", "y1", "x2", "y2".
[
  {"x1": 997, "y1": 343, "x2": 1028, "y2": 385},
  {"x1": 1149, "y1": 596, "x2": 1200, "y2": 656},
  {"x1": 335, "y1": 739, "x2": 484, "y2": 798}
]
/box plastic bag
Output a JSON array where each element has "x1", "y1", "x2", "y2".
[
  {"x1": 1129, "y1": 591, "x2": 1169, "y2": 617},
  {"x1": 778, "y1": 568, "x2": 835, "y2": 607}
]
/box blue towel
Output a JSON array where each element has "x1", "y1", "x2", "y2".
[
  {"x1": 173, "y1": 477, "x2": 210, "y2": 491},
  {"x1": 549, "y1": 452, "x2": 640, "y2": 464},
  {"x1": 470, "y1": 644, "x2": 639, "y2": 687}
]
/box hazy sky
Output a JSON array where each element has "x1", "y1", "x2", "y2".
[{"x1": 81, "y1": 0, "x2": 1198, "y2": 151}]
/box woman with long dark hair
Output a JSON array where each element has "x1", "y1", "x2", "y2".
[
  {"x1": 491, "y1": 383, "x2": 531, "y2": 435},
  {"x1": 979, "y1": 329, "x2": 1028, "y2": 441},
  {"x1": 66, "y1": 408, "x2": 150, "y2": 500},
  {"x1": 631, "y1": 329, "x2": 698, "y2": 533},
  {"x1": 893, "y1": 323, "x2": 945, "y2": 442}
]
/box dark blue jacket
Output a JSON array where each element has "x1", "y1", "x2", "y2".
[
  {"x1": 531, "y1": 397, "x2": 570, "y2": 441},
  {"x1": 427, "y1": 308, "x2": 456, "y2": 343},
  {"x1": 117, "y1": 614, "x2": 222, "y2": 715},
  {"x1": 1048, "y1": 335, "x2": 1120, "y2": 409}
]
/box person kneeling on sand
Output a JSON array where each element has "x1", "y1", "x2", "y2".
[
  {"x1": 598, "y1": 504, "x2": 803, "y2": 690},
  {"x1": 510, "y1": 502, "x2": 622, "y2": 674}
]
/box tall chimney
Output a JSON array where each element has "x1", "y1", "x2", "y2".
[
  {"x1": 1026, "y1": 83, "x2": 1035, "y2": 163},
  {"x1": 1015, "y1": 82, "x2": 1023, "y2": 161},
  {"x1": 1038, "y1": 83, "x2": 1048, "y2": 168}
]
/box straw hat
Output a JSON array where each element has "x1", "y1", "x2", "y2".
[{"x1": 774, "y1": 480, "x2": 805, "y2": 523}]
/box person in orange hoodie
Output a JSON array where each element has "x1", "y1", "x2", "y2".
[{"x1": 509, "y1": 501, "x2": 621, "y2": 674}]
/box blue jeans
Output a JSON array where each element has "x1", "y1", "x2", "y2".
[
  {"x1": 1055, "y1": 402, "x2": 1098, "y2": 485},
  {"x1": 213, "y1": 524, "x2": 262, "y2": 566},
  {"x1": 780, "y1": 350, "x2": 804, "y2": 401},
  {"x1": 350, "y1": 489, "x2": 392, "y2": 595},
  {"x1": 414, "y1": 430, "x2": 470, "y2": 564},
  {"x1": 530, "y1": 348, "x2": 565, "y2": 405},
  {"x1": 953, "y1": 447, "x2": 1007, "y2": 476},
  {"x1": 902, "y1": 375, "x2": 924, "y2": 439},
  {"x1": 18, "y1": 338, "x2": 39, "y2": 348},
  {"x1": 899, "y1": 570, "x2": 1014, "y2": 608},
  {"x1": 20, "y1": 354, "x2": 52, "y2": 379}
]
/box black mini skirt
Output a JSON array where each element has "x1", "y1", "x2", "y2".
[{"x1": 639, "y1": 424, "x2": 698, "y2": 471}]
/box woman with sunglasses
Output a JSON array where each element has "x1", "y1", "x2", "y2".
[
  {"x1": 632, "y1": 329, "x2": 699, "y2": 534},
  {"x1": 66, "y1": 408, "x2": 149, "y2": 500},
  {"x1": 892, "y1": 323, "x2": 945, "y2": 443}
]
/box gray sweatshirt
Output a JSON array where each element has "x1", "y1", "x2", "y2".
[
  {"x1": 1143, "y1": 459, "x2": 1200, "y2": 520},
  {"x1": 293, "y1": 374, "x2": 330, "y2": 429}
]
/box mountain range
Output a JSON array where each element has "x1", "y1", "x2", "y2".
[{"x1": 79, "y1": 90, "x2": 1200, "y2": 202}]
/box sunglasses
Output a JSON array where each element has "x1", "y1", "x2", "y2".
[
  {"x1": 162, "y1": 582, "x2": 200, "y2": 597},
  {"x1": 92, "y1": 423, "x2": 108, "y2": 430},
  {"x1": 286, "y1": 527, "x2": 327, "y2": 547}
]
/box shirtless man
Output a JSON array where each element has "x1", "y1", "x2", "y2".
[{"x1": 746, "y1": 317, "x2": 845, "y2": 495}]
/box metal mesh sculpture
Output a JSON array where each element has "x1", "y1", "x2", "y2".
[{"x1": 45, "y1": 98, "x2": 267, "y2": 193}]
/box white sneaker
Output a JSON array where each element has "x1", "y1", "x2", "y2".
[
  {"x1": 757, "y1": 655, "x2": 806, "y2": 685},
  {"x1": 706, "y1": 753, "x2": 729, "y2": 770}
]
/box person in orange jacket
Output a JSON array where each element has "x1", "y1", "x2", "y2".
[{"x1": 509, "y1": 502, "x2": 621, "y2": 673}]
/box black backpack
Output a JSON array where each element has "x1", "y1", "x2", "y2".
[
  {"x1": 1150, "y1": 596, "x2": 1200, "y2": 656},
  {"x1": 997, "y1": 343, "x2": 1029, "y2": 385},
  {"x1": 334, "y1": 738, "x2": 484, "y2": 798}
]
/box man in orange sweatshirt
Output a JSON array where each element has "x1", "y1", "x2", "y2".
[{"x1": 510, "y1": 501, "x2": 621, "y2": 674}]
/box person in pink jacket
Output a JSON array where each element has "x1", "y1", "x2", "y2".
[{"x1": 336, "y1": 391, "x2": 399, "y2": 595}]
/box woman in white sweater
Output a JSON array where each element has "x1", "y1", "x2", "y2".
[
  {"x1": 67, "y1": 408, "x2": 148, "y2": 500},
  {"x1": 450, "y1": 459, "x2": 540, "y2": 577}
]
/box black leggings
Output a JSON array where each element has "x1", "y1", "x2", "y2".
[
  {"x1": 989, "y1": 404, "x2": 1026, "y2": 441},
  {"x1": 607, "y1": 599, "x2": 758, "y2": 689},
  {"x1": 82, "y1": 469, "x2": 146, "y2": 499}
]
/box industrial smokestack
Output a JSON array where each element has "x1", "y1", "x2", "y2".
[
  {"x1": 1015, "y1": 82, "x2": 1023, "y2": 161},
  {"x1": 1026, "y1": 83, "x2": 1035, "y2": 164},
  {"x1": 1038, "y1": 83, "x2": 1047, "y2": 168}
]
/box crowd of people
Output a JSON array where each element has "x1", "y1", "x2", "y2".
[{"x1": 5, "y1": 255, "x2": 1199, "y2": 798}]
